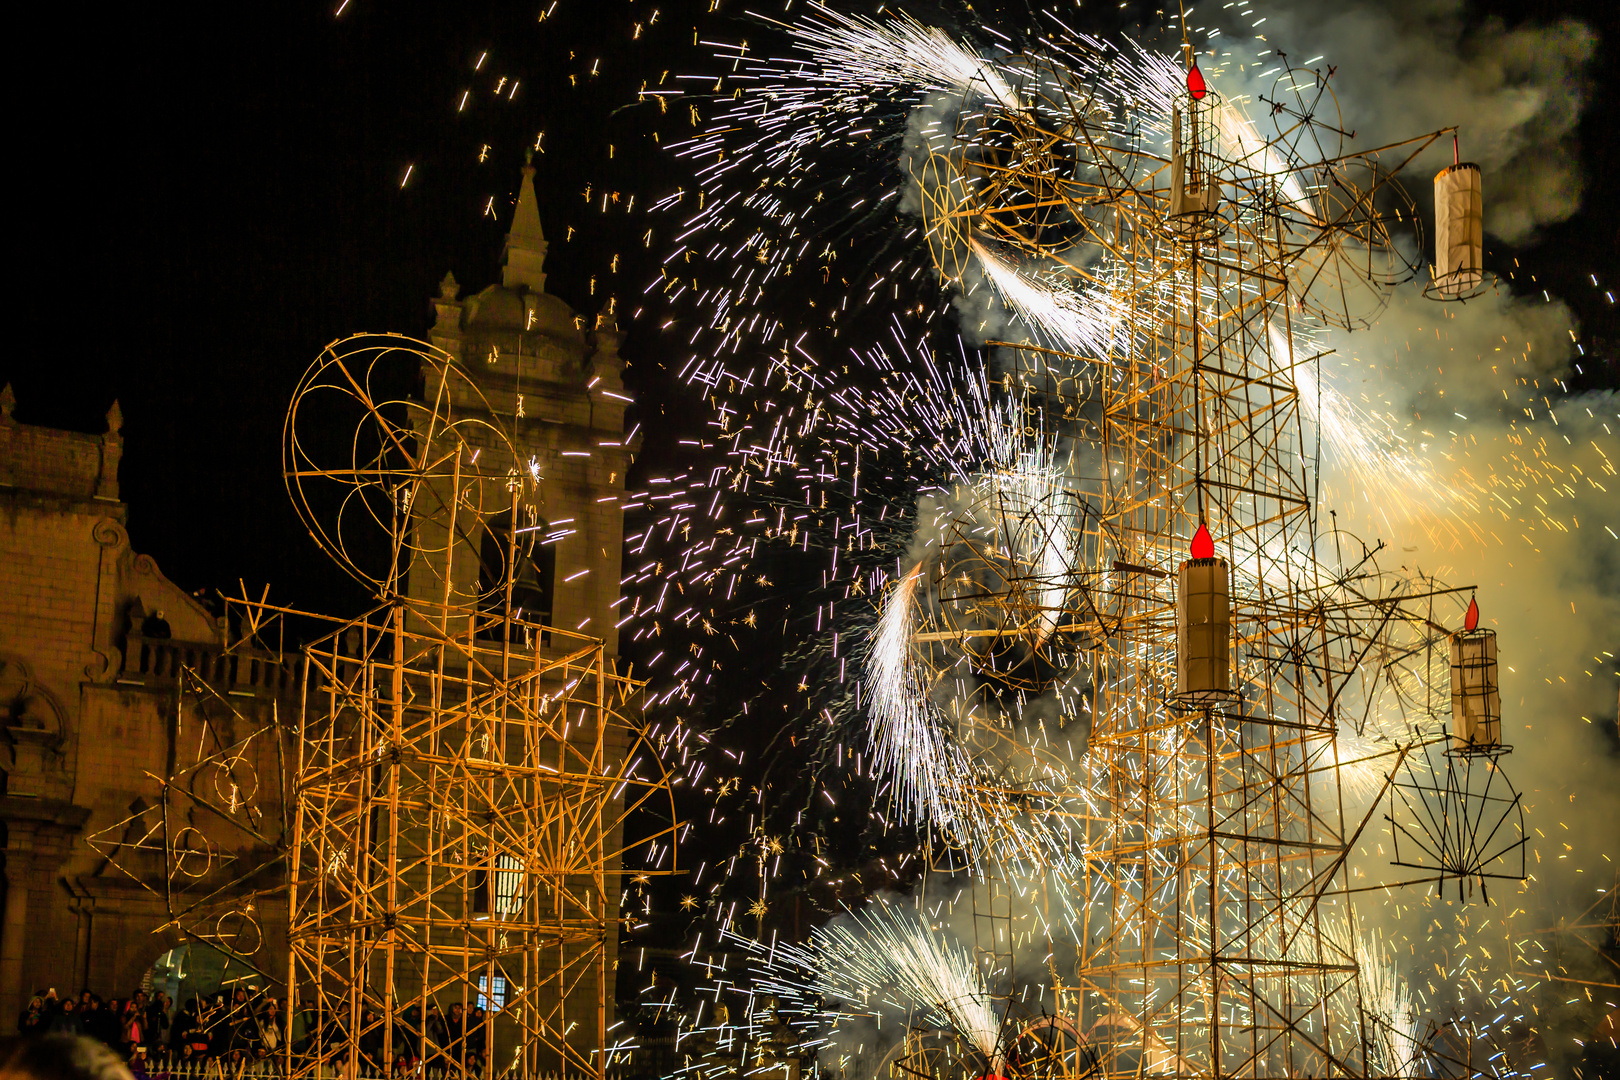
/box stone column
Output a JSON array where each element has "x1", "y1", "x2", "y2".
[
  {"x1": 96, "y1": 401, "x2": 123, "y2": 501},
  {"x1": 0, "y1": 802, "x2": 88, "y2": 1025},
  {"x1": 0, "y1": 822, "x2": 38, "y2": 1030}
]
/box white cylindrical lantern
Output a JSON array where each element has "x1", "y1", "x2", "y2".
[
  {"x1": 1177, "y1": 555, "x2": 1231, "y2": 704},
  {"x1": 1432, "y1": 163, "x2": 1483, "y2": 298},
  {"x1": 1168, "y1": 104, "x2": 1222, "y2": 233},
  {"x1": 1450, "y1": 628, "x2": 1501, "y2": 750}
]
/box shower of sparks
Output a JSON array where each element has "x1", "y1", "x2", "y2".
[
  {"x1": 968, "y1": 239, "x2": 1131, "y2": 359},
  {"x1": 812, "y1": 901, "x2": 1003, "y2": 1068},
  {"x1": 766, "y1": 3, "x2": 1024, "y2": 115},
  {"x1": 867, "y1": 561, "x2": 972, "y2": 833},
  {"x1": 1354, "y1": 927, "x2": 1420, "y2": 1076}
]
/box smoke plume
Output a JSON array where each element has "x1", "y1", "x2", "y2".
[{"x1": 1205, "y1": 0, "x2": 1596, "y2": 242}]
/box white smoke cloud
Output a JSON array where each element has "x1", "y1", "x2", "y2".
[
  {"x1": 1205, "y1": 0, "x2": 1596, "y2": 242},
  {"x1": 1192, "y1": 1, "x2": 1616, "y2": 914}
]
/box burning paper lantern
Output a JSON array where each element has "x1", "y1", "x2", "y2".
[
  {"x1": 1431, "y1": 159, "x2": 1484, "y2": 299},
  {"x1": 1450, "y1": 596, "x2": 1501, "y2": 750},
  {"x1": 1177, "y1": 522, "x2": 1232, "y2": 704}
]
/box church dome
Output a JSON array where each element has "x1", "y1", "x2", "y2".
[{"x1": 463, "y1": 285, "x2": 582, "y2": 340}]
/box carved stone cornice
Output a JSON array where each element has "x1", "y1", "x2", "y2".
[
  {"x1": 0, "y1": 796, "x2": 90, "y2": 833},
  {"x1": 0, "y1": 797, "x2": 90, "y2": 880}
]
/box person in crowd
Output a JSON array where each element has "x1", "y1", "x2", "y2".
[
  {"x1": 142, "y1": 992, "x2": 171, "y2": 1051},
  {"x1": 317, "y1": 1010, "x2": 349, "y2": 1070},
  {"x1": 18, "y1": 994, "x2": 48, "y2": 1037},
  {"x1": 84, "y1": 995, "x2": 118, "y2": 1048},
  {"x1": 357, "y1": 1007, "x2": 385, "y2": 1070},
  {"x1": 177, "y1": 997, "x2": 211, "y2": 1059},
  {"x1": 119, "y1": 999, "x2": 144, "y2": 1057},
  {"x1": 45, "y1": 996, "x2": 83, "y2": 1036},
  {"x1": 466, "y1": 1004, "x2": 488, "y2": 1061},
  {"x1": 255, "y1": 995, "x2": 283, "y2": 1058},
  {"x1": 225, "y1": 990, "x2": 260, "y2": 1057},
  {"x1": 399, "y1": 1002, "x2": 424, "y2": 1059},
  {"x1": 290, "y1": 1004, "x2": 321, "y2": 1056},
  {"x1": 199, "y1": 992, "x2": 228, "y2": 1057},
  {"x1": 124, "y1": 1043, "x2": 151, "y2": 1080},
  {"x1": 444, "y1": 1001, "x2": 466, "y2": 1061},
  {"x1": 167, "y1": 997, "x2": 197, "y2": 1056},
  {"x1": 424, "y1": 1000, "x2": 448, "y2": 1057},
  {"x1": 140, "y1": 609, "x2": 171, "y2": 639}
]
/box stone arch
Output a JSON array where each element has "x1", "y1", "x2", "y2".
[
  {"x1": 114, "y1": 923, "x2": 188, "y2": 1001},
  {"x1": 0, "y1": 654, "x2": 68, "y2": 742}
]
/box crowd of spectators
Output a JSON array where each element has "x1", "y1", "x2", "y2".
[
  {"x1": 15, "y1": 986, "x2": 496, "y2": 1076},
  {"x1": 18, "y1": 985, "x2": 282, "y2": 1075}
]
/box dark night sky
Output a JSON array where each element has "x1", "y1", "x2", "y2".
[{"x1": 9, "y1": 0, "x2": 710, "y2": 615}]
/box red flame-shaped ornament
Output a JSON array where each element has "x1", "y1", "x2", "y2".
[
  {"x1": 1188, "y1": 60, "x2": 1207, "y2": 101},
  {"x1": 1191, "y1": 522, "x2": 1214, "y2": 560},
  {"x1": 1464, "y1": 596, "x2": 1479, "y2": 632}
]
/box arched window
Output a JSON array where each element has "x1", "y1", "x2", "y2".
[{"x1": 477, "y1": 511, "x2": 555, "y2": 643}]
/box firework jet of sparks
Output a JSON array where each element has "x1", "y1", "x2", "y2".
[
  {"x1": 736, "y1": 899, "x2": 1004, "y2": 1072},
  {"x1": 968, "y1": 238, "x2": 1129, "y2": 358},
  {"x1": 1355, "y1": 928, "x2": 1420, "y2": 1075},
  {"x1": 1271, "y1": 320, "x2": 1481, "y2": 527},
  {"x1": 773, "y1": 3, "x2": 1023, "y2": 114},
  {"x1": 867, "y1": 562, "x2": 973, "y2": 833},
  {"x1": 817, "y1": 903, "x2": 1002, "y2": 1069},
  {"x1": 984, "y1": 402, "x2": 1074, "y2": 644}
]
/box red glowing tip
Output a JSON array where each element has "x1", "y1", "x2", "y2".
[
  {"x1": 1191, "y1": 522, "x2": 1214, "y2": 560},
  {"x1": 1188, "y1": 61, "x2": 1207, "y2": 100},
  {"x1": 1464, "y1": 596, "x2": 1479, "y2": 632}
]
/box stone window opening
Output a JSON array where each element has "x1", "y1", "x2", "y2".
[{"x1": 476, "y1": 513, "x2": 554, "y2": 645}]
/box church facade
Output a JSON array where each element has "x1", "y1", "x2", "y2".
[{"x1": 0, "y1": 388, "x2": 260, "y2": 1025}]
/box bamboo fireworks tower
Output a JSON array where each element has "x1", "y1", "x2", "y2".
[
  {"x1": 895, "y1": 38, "x2": 1524, "y2": 1080},
  {"x1": 273, "y1": 338, "x2": 677, "y2": 1079}
]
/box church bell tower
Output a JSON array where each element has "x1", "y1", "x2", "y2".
[{"x1": 416, "y1": 161, "x2": 637, "y2": 660}]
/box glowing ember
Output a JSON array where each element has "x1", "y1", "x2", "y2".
[{"x1": 1191, "y1": 521, "x2": 1214, "y2": 559}]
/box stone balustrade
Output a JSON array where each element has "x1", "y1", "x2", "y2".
[{"x1": 117, "y1": 633, "x2": 296, "y2": 698}]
